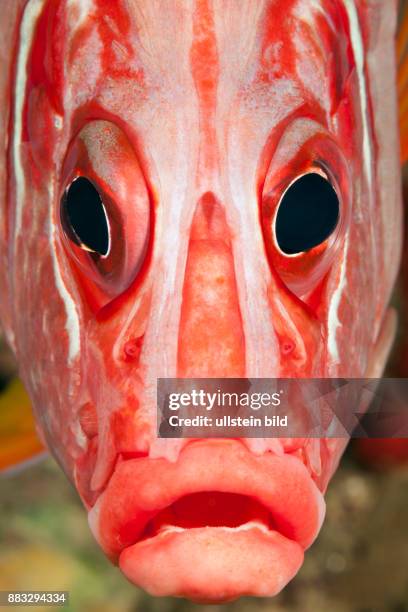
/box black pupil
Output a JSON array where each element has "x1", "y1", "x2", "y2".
[
  {"x1": 275, "y1": 173, "x2": 340, "y2": 255},
  {"x1": 62, "y1": 177, "x2": 110, "y2": 256}
]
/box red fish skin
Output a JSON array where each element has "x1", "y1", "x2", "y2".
[
  {"x1": 353, "y1": 172, "x2": 408, "y2": 469},
  {"x1": 0, "y1": 0, "x2": 403, "y2": 601}
]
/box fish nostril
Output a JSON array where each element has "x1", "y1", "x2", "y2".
[
  {"x1": 281, "y1": 339, "x2": 295, "y2": 355},
  {"x1": 123, "y1": 336, "x2": 144, "y2": 362}
]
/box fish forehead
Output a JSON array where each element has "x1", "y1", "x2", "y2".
[
  {"x1": 49, "y1": 0, "x2": 356, "y2": 213},
  {"x1": 10, "y1": 0, "x2": 359, "y2": 207},
  {"x1": 62, "y1": 0, "x2": 349, "y2": 118}
]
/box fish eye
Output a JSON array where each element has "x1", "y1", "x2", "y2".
[
  {"x1": 274, "y1": 172, "x2": 340, "y2": 256},
  {"x1": 61, "y1": 176, "x2": 110, "y2": 257},
  {"x1": 59, "y1": 120, "x2": 152, "y2": 311}
]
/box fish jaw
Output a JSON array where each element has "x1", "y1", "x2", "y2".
[
  {"x1": 119, "y1": 526, "x2": 303, "y2": 603},
  {"x1": 88, "y1": 439, "x2": 324, "y2": 601}
]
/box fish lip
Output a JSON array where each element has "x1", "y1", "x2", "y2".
[
  {"x1": 88, "y1": 439, "x2": 325, "y2": 561},
  {"x1": 119, "y1": 525, "x2": 305, "y2": 601}
]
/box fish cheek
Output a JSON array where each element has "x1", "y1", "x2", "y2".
[{"x1": 365, "y1": 309, "x2": 398, "y2": 379}]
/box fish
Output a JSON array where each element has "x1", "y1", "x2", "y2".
[{"x1": 0, "y1": 0, "x2": 405, "y2": 603}]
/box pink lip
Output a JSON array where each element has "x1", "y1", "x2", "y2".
[{"x1": 88, "y1": 439, "x2": 325, "y2": 602}]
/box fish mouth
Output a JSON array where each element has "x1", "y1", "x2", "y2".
[{"x1": 88, "y1": 439, "x2": 325, "y2": 602}]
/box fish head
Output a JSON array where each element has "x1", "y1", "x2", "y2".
[{"x1": 0, "y1": 0, "x2": 402, "y2": 602}]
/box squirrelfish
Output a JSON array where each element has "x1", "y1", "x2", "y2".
[{"x1": 0, "y1": 0, "x2": 405, "y2": 602}]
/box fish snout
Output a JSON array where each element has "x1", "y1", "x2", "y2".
[{"x1": 177, "y1": 192, "x2": 246, "y2": 378}]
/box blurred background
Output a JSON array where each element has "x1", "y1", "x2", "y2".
[{"x1": 1, "y1": 3, "x2": 408, "y2": 612}]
